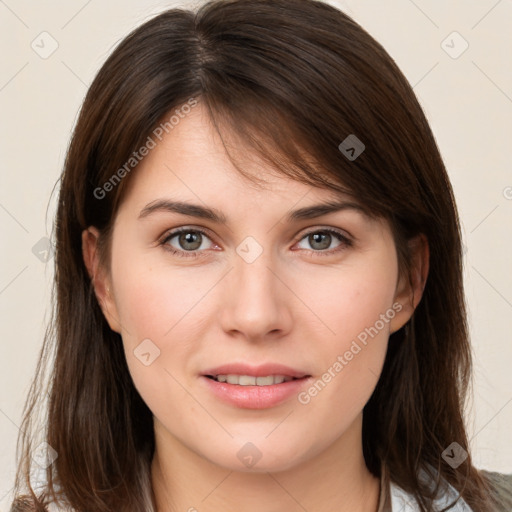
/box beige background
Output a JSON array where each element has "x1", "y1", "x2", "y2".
[{"x1": 1, "y1": 0, "x2": 511, "y2": 507}]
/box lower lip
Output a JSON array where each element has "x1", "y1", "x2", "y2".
[{"x1": 200, "y1": 376, "x2": 311, "y2": 409}]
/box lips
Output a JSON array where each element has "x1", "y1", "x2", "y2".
[
  {"x1": 206, "y1": 375, "x2": 297, "y2": 385},
  {"x1": 201, "y1": 362, "x2": 310, "y2": 380},
  {"x1": 200, "y1": 363, "x2": 312, "y2": 408},
  {"x1": 200, "y1": 367, "x2": 312, "y2": 409}
]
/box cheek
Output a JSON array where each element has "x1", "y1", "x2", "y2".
[
  {"x1": 293, "y1": 258, "x2": 397, "y2": 418},
  {"x1": 295, "y1": 257, "x2": 398, "y2": 351},
  {"x1": 337, "y1": 278, "x2": 395, "y2": 342},
  {"x1": 111, "y1": 249, "x2": 207, "y2": 344},
  {"x1": 112, "y1": 262, "x2": 199, "y2": 423},
  {"x1": 110, "y1": 251, "x2": 215, "y2": 407}
]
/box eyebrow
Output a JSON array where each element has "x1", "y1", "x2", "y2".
[{"x1": 138, "y1": 198, "x2": 367, "y2": 224}]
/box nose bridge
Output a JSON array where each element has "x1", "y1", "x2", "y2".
[
  {"x1": 236, "y1": 237, "x2": 276, "y2": 295},
  {"x1": 220, "y1": 234, "x2": 291, "y2": 338}
]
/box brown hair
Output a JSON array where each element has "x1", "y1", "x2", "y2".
[{"x1": 11, "y1": 0, "x2": 506, "y2": 510}]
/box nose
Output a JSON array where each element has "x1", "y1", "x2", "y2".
[{"x1": 218, "y1": 244, "x2": 294, "y2": 342}]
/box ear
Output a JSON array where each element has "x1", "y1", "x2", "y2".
[
  {"x1": 389, "y1": 233, "x2": 429, "y2": 334},
  {"x1": 81, "y1": 227, "x2": 122, "y2": 333}
]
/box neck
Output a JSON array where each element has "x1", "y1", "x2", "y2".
[{"x1": 151, "y1": 414, "x2": 380, "y2": 512}]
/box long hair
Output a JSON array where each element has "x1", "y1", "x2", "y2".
[{"x1": 11, "y1": 0, "x2": 505, "y2": 510}]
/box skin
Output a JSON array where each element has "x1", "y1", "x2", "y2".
[{"x1": 82, "y1": 102, "x2": 429, "y2": 512}]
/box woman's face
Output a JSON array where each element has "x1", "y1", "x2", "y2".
[{"x1": 84, "y1": 102, "x2": 420, "y2": 473}]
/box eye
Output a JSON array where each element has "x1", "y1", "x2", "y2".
[
  {"x1": 160, "y1": 227, "x2": 215, "y2": 258},
  {"x1": 160, "y1": 226, "x2": 352, "y2": 259},
  {"x1": 295, "y1": 228, "x2": 352, "y2": 257}
]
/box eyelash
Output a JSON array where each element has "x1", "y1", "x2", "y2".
[{"x1": 159, "y1": 226, "x2": 353, "y2": 259}]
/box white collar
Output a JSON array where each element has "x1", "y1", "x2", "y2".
[{"x1": 389, "y1": 469, "x2": 473, "y2": 511}]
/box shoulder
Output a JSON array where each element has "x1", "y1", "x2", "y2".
[
  {"x1": 10, "y1": 469, "x2": 74, "y2": 512},
  {"x1": 389, "y1": 480, "x2": 472, "y2": 511},
  {"x1": 387, "y1": 464, "x2": 472, "y2": 511},
  {"x1": 10, "y1": 496, "x2": 74, "y2": 512},
  {"x1": 388, "y1": 467, "x2": 512, "y2": 511},
  {"x1": 480, "y1": 469, "x2": 512, "y2": 511},
  {"x1": 10, "y1": 496, "x2": 73, "y2": 512}
]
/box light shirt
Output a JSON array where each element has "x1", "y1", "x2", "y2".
[{"x1": 377, "y1": 462, "x2": 472, "y2": 511}]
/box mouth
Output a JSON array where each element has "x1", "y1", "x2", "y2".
[
  {"x1": 204, "y1": 374, "x2": 310, "y2": 386},
  {"x1": 199, "y1": 363, "x2": 312, "y2": 408},
  {"x1": 200, "y1": 372, "x2": 313, "y2": 409}
]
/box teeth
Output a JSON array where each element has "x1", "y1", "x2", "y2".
[{"x1": 214, "y1": 374, "x2": 295, "y2": 386}]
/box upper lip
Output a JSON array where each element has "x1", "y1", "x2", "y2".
[{"x1": 202, "y1": 363, "x2": 310, "y2": 379}]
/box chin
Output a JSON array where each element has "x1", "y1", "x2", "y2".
[{"x1": 207, "y1": 443, "x2": 307, "y2": 474}]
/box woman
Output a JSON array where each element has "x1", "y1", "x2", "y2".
[{"x1": 10, "y1": 0, "x2": 512, "y2": 510}]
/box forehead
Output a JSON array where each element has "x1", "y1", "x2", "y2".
[{"x1": 118, "y1": 102, "x2": 355, "y2": 215}]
